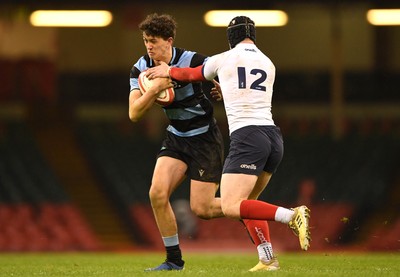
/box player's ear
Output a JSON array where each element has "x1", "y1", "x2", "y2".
[{"x1": 167, "y1": 37, "x2": 174, "y2": 45}]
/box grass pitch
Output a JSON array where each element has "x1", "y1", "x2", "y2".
[{"x1": 0, "y1": 252, "x2": 398, "y2": 277}]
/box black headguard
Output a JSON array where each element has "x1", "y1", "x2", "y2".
[{"x1": 227, "y1": 16, "x2": 256, "y2": 49}]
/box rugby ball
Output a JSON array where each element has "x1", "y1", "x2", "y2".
[{"x1": 138, "y1": 71, "x2": 175, "y2": 106}]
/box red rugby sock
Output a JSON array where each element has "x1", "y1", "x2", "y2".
[
  {"x1": 243, "y1": 219, "x2": 271, "y2": 245},
  {"x1": 240, "y1": 200, "x2": 279, "y2": 221}
]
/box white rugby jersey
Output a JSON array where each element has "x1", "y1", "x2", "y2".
[{"x1": 203, "y1": 43, "x2": 276, "y2": 134}]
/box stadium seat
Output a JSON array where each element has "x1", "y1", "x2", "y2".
[
  {"x1": 183, "y1": 217, "x2": 253, "y2": 251},
  {"x1": 129, "y1": 204, "x2": 162, "y2": 248},
  {"x1": 58, "y1": 204, "x2": 101, "y2": 251},
  {"x1": 366, "y1": 217, "x2": 400, "y2": 251}
]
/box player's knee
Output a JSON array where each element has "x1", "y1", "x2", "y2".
[
  {"x1": 221, "y1": 205, "x2": 231, "y2": 218},
  {"x1": 148, "y1": 184, "x2": 169, "y2": 206},
  {"x1": 221, "y1": 202, "x2": 239, "y2": 219},
  {"x1": 191, "y1": 204, "x2": 213, "y2": 220}
]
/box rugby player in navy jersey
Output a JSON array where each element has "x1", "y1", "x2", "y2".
[
  {"x1": 147, "y1": 16, "x2": 311, "y2": 271},
  {"x1": 128, "y1": 13, "x2": 225, "y2": 271}
]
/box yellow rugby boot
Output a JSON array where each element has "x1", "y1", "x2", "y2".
[
  {"x1": 249, "y1": 257, "x2": 280, "y2": 272},
  {"x1": 288, "y1": 205, "x2": 311, "y2": 250}
]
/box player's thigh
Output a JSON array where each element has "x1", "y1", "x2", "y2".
[
  {"x1": 189, "y1": 180, "x2": 219, "y2": 209},
  {"x1": 220, "y1": 173, "x2": 258, "y2": 207},
  {"x1": 151, "y1": 156, "x2": 187, "y2": 197},
  {"x1": 248, "y1": 171, "x2": 273, "y2": 200}
]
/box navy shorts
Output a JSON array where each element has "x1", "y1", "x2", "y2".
[
  {"x1": 223, "y1": 125, "x2": 284, "y2": 175},
  {"x1": 158, "y1": 123, "x2": 224, "y2": 182}
]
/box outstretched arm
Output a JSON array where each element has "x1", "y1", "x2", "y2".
[
  {"x1": 169, "y1": 65, "x2": 206, "y2": 82},
  {"x1": 146, "y1": 61, "x2": 206, "y2": 82}
]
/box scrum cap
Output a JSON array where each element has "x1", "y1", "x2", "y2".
[{"x1": 227, "y1": 16, "x2": 256, "y2": 48}]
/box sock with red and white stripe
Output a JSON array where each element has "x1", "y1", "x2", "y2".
[{"x1": 240, "y1": 200, "x2": 294, "y2": 223}]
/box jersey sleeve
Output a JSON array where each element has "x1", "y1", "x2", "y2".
[
  {"x1": 130, "y1": 66, "x2": 141, "y2": 91},
  {"x1": 202, "y1": 55, "x2": 219, "y2": 81},
  {"x1": 169, "y1": 65, "x2": 206, "y2": 82},
  {"x1": 130, "y1": 55, "x2": 151, "y2": 91}
]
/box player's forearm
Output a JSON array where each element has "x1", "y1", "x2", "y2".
[
  {"x1": 128, "y1": 89, "x2": 157, "y2": 122},
  {"x1": 169, "y1": 65, "x2": 206, "y2": 82}
]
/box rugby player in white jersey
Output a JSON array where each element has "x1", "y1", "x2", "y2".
[{"x1": 146, "y1": 16, "x2": 311, "y2": 271}]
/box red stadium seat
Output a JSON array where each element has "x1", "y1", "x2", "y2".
[{"x1": 366, "y1": 217, "x2": 400, "y2": 251}]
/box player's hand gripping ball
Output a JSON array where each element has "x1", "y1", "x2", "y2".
[{"x1": 138, "y1": 71, "x2": 175, "y2": 106}]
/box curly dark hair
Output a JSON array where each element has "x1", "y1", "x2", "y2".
[{"x1": 138, "y1": 13, "x2": 177, "y2": 40}]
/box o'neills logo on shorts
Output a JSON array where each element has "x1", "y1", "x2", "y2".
[{"x1": 240, "y1": 164, "x2": 257, "y2": 170}]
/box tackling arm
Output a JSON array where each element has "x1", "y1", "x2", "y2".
[
  {"x1": 146, "y1": 61, "x2": 207, "y2": 82},
  {"x1": 169, "y1": 65, "x2": 206, "y2": 82}
]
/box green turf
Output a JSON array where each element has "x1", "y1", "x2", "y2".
[{"x1": 0, "y1": 252, "x2": 398, "y2": 276}]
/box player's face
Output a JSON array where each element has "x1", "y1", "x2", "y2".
[{"x1": 142, "y1": 33, "x2": 172, "y2": 64}]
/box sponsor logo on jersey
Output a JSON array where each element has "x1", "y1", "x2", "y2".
[{"x1": 240, "y1": 163, "x2": 257, "y2": 170}]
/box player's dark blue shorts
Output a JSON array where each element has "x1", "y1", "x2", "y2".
[
  {"x1": 157, "y1": 122, "x2": 224, "y2": 183},
  {"x1": 223, "y1": 125, "x2": 283, "y2": 175}
]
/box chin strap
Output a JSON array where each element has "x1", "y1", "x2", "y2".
[{"x1": 169, "y1": 65, "x2": 206, "y2": 82}]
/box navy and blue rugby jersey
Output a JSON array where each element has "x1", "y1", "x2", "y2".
[{"x1": 130, "y1": 47, "x2": 215, "y2": 137}]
